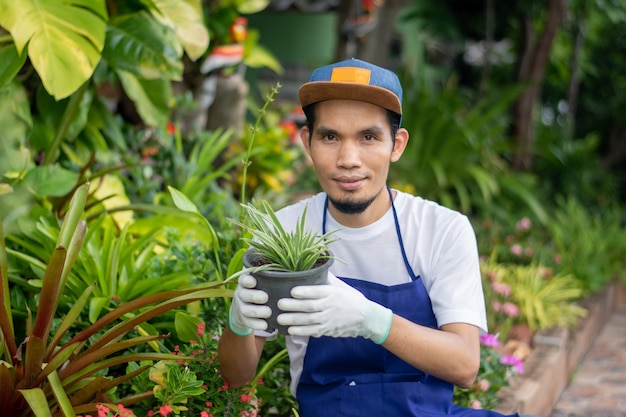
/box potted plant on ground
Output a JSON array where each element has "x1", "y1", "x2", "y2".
[{"x1": 238, "y1": 200, "x2": 340, "y2": 334}]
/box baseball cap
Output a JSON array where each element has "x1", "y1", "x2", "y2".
[{"x1": 298, "y1": 58, "x2": 403, "y2": 118}]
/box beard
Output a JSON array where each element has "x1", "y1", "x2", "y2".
[{"x1": 328, "y1": 194, "x2": 377, "y2": 215}]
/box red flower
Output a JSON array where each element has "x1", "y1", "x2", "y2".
[
  {"x1": 166, "y1": 121, "x2": 176, "y2": 135},
  {"x1": 159, "y1": 405, "x2": 174, "y2": 416}
]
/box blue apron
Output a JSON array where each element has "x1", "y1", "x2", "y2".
[{"x1": 295, "y1": 188, "x2": 518, "y2": 417}]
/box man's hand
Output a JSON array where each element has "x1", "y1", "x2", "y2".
[
  {"x1": 229, "y1": 274, "x2": 272, "y2": 336},
  {"x1": 276, "y1": 273, "x2": 393, "y2": 344}
]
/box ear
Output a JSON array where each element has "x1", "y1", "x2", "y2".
[
  {"x1": 390, "y1": 128, "x2": 409, "y2": 162},
  {"x1": 300, "y1": 126, "x2": 312, "y2": 156}
]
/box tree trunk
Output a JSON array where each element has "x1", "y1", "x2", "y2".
[
  {"x1": 511, "y1": 0, "x2": 566, "y2": 171},
  {"x1": 602, "y1": 124, "x2": 626, "y2": 170},
  {"x1": 335, "y1": 0, "x2": 410, "y2": 66},
  {"x1": 565, "y1": 19, "x2": 585, "y2": 140}
]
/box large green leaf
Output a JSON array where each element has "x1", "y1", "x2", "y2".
[
  {"x1": 0, "y1": 43, "x2": 27, "y2": 89},
  {"x1": 104, "y1": 12, "x2": 183, "y2": 80},
  {"x1": 237, "y1": 0, "x2": 271, "y2": 14},
  {"x1": 22, "y1": 166, "x2": 79, "y2": 197},
  {"x1": 116, "y1": 69, "x2": 172, "y2": 127},
  {"x1": 147, "y1": 0, "x2": 209, "y2": 60},
  {"x1": 0, "y1": 0, "x2": 108, "y2": 100}
]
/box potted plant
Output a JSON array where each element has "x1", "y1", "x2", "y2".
[{"x1": 238, "y1": 200, "x2": 340, "y2": 334}]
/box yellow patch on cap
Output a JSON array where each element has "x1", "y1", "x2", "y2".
[{"x1": 330, "y1": 67, "x2": 371, "y2": 84}]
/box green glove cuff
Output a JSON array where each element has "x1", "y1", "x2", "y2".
[
  {"x1": 362, "y1": 302, "x2": 393, "y2": 344},
  {"x1": 228, "y1": 308, "x2": 253, "y2": 337}
]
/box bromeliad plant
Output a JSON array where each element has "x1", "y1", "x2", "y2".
[{"x1": 0, "y1": 182, "x2": 232, "y2": 417}]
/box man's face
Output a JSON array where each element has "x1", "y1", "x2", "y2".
[{"x1": 301, "y1": 99, "x2": 408, "y2": 225}]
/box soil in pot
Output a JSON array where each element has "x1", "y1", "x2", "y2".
[{"x1": 242, "y1": 249, "x2": 333, "y2": 334}]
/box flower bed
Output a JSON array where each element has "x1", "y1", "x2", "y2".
[{"x1": 493, "y1": 281, "x2": 626, "y2": 416}]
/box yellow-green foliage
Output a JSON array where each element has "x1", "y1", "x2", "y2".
[{"x1": 496, "y1": 262, "x2": 587, "y2": 332}]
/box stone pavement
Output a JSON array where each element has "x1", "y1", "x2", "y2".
[{"x1": 550, "y1": 305, "x2": 626, "y2": 417}]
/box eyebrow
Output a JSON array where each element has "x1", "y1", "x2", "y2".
[{"x1": 314, "y1": 125, "x2": 386, "y2": 137}]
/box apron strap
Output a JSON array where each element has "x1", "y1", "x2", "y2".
[{"x1": 322, "y1": 186, "x2": 418, "y2": 281}]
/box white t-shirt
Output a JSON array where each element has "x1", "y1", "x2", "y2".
[{"x1": 257, "y1": 190, "x2": 487, "y2": 396}]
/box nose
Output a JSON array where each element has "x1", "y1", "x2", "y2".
[{"x1": 336, "y1": 140, "x2": 361, "y2": 169}]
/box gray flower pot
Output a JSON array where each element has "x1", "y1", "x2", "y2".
[{"x1": 242, "y1": 249, "x2": 333, "y2": 334}]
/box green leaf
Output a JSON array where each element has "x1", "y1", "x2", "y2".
[
  {"x1": 47, "y1": 370, "x2": 76, "y2": 417},
  {"x1": 0, "y1": 0, "x2": 108, "y2": 100},
  {"x1": 0, "y1": 43, "x2": 27, "y2": 89},
  {"x1": 18, "y1": 388, "x2": 53, "y2": 417},
  {"x1": 148, "y1": 0, "x2": 209, "y2": 60},
  {"x1": 174, "y1": 312, "x2": 203, "y2": 342},
  {"x1": 22, "y1": 166, "x2": 79, "y2": 197},
  {"x1": 89, "y1": 296, "x2": 110, "y2": 324},
  {"x1": 237, "y1": 0, "x2": 270, "y2": 14},
  {"x1": 116, "y1": 69, "x2": 172, "y2": 127},
  {"x1": 104, "y1": 12, "x2": 183, "y2": 80},
  {"x1": 168, "y1": 186, "x2": 201, "y2": 214}
]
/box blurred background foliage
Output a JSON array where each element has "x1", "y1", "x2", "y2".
[{"x1": 1, "y1": 0, "x2": 626, "y2": 415}]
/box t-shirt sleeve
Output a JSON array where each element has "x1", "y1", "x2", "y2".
[{"x1": 426, "y1": 215, "x2": 488, "y2": 333}]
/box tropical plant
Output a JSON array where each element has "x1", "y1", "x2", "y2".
[
  {"x1": 0, "y1": 182, "x2": 233, "y2": 417},
  {"x1": 391, "y1": 76, "x2": 548, "y2": 224},
  {"x1": 0, "y1": 0, "x2": 281, "y2": 240}
]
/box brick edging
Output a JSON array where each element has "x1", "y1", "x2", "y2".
[{"x1": 493, "y1": 280, "x2": 626, "y2": 417}]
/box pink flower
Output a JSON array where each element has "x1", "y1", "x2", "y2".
[
  {"x1": 492, "y1": 301, "x2": 502, "y2": 312},
  {"x1": 501, "y1": 354, "x2": 525, "y2": 374},
  {"x1": 502, "y1": 302, "x2": 520, "y2": 318},
  {"x1": 117, "y1": 404, "x2": 135, "y2": 417},
  {"x1": 470, "y1": 400, "x2": 483, "y2": 409},
  {"x1": 553, "y1": 254, "x2": 562, "y2": 264},
  {"x1": 479, "y1": 333, "x2": 500, "y2": 347},
  {"x1": 201, "y1": 412, "x2": 212, "y2": 417},
  {"x1": 477, "y1": 379, "x2": 490, "y2": 391},
  {"x1": 197, "y1": 322, "x2": 206, "y2": 336},
  {"x1": 491, "y1": 282, "x2": 512, "y2": 298},
  {"x1": 516, "y1": 217, "x2": 532, "y2": 232},
  {"x1": 510, "y1": 244, "x2": 523, "y2": 256},
  {"x1": 240, "y1": 393, "x2": 252, "y2": 403},
  {"x1": 95, "y1": 404, "x2": 110, "y2": 417}
]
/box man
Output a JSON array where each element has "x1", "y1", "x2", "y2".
[{"x1": 218, "y1": 58, "x2": 520, "y2": 416}]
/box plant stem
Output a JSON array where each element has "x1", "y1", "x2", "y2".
[
  {"x1": 238, "y1": 83, "x2": 281, "y2": 222},
  {"x1": 44, "y1": 82, "x2": 88, "y2": 165}
]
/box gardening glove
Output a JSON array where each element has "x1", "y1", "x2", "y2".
[
  {"x1": 276, "y1": 273, "x2": 393, "y2": 344},
  {"x1": 229, "y1": 274, "x2": 272, "y2": 336}
]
